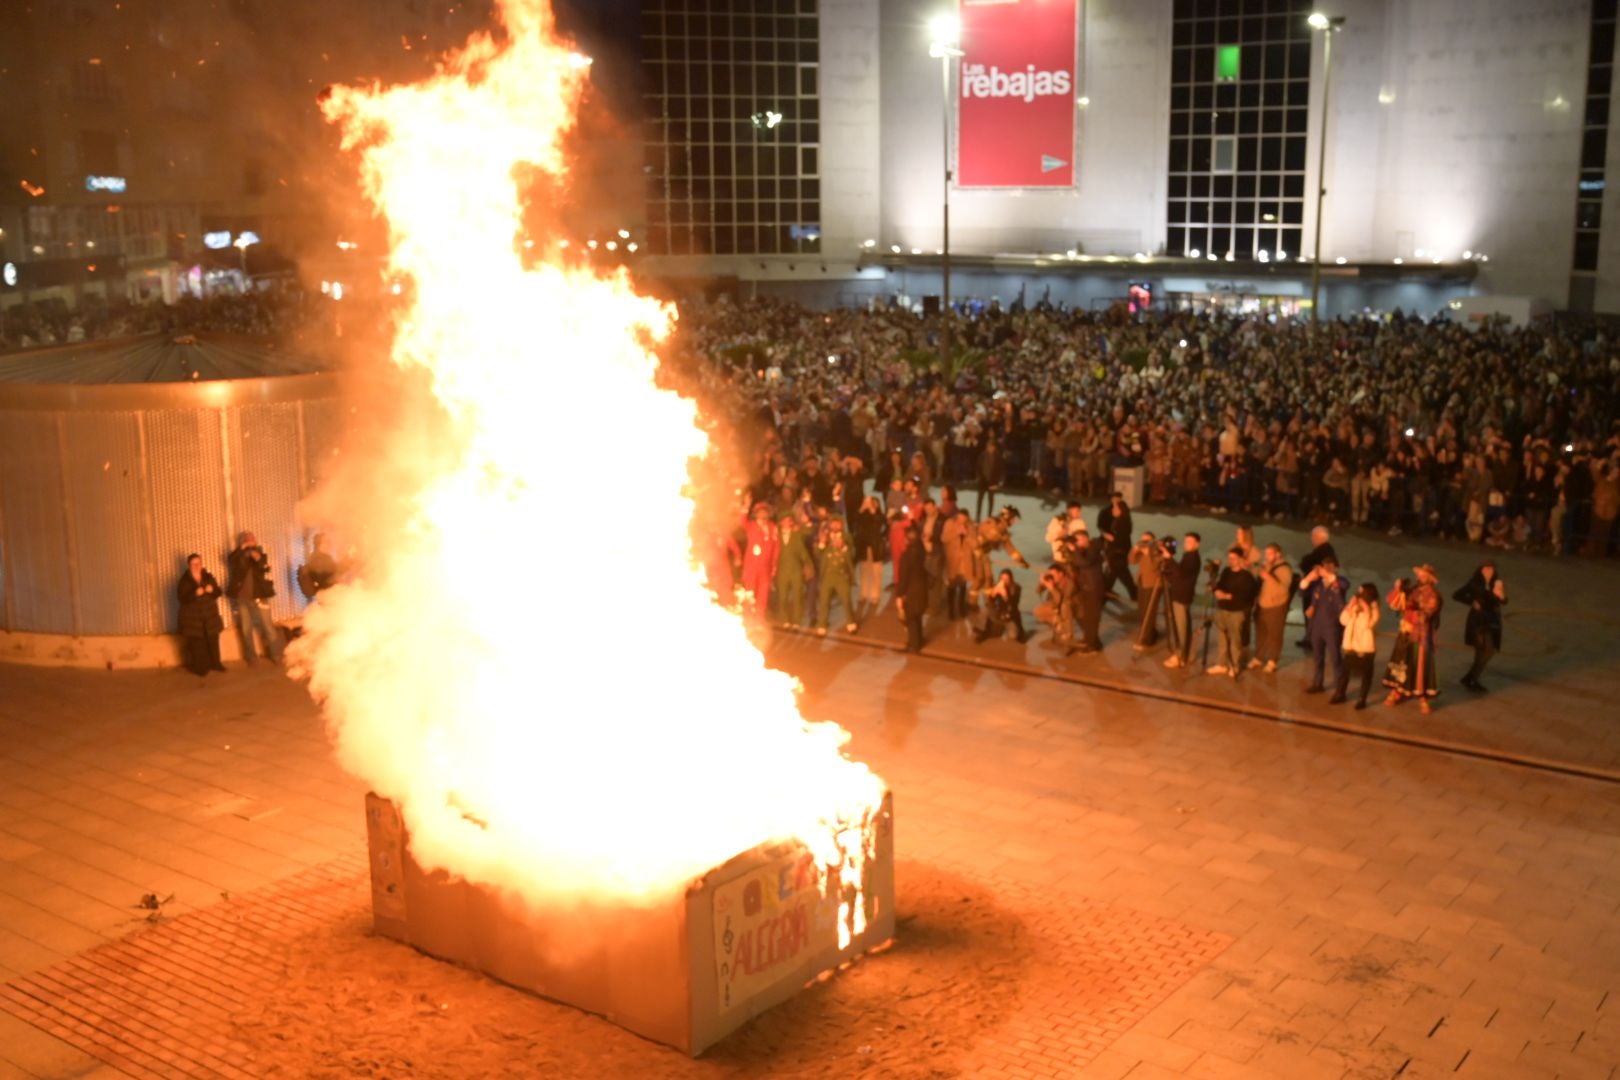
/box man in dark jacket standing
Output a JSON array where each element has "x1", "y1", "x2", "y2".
[
  {"x1": 227, "y1": 531, "x2": 283, "y2": 665},
  {"x1": 896, "y1": 526, "x2": 931, "y2": 653},
  {"x1": 1096, "y1": 491, "x2": 1139, "y2": 604},
  {"x1": 1454, "y1": 560, "x2": 1507, "y2": 692},
  {"x1": 1165, "y1": 532, "x2": 1203, "y2": 668},
  {"x1": 177, "y1": 554, "x2": 226, "y2": 676},
  {"x1": 1068, "y1": 532, "x2": 1107, "y2": 653}
]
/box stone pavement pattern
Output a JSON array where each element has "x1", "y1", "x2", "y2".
[
  {"x1": 0, "y1": 550, "x2": 1618, "y2": 1077},
  {"x1": 885, "y1": 493, "x2": 1620, "y2": 775}
]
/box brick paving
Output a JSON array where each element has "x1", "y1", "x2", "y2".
[
  {"x1": 2, "y1": 532, "x2": 1619, "y2": 1080},
  {"x1": 0, "y1": 854, "x2": 364, "y2": 1080},
  {"x1": 0, "y1": 850, "x2": 1224, "y2": 1079}
]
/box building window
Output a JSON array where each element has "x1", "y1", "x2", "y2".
[
  {"x1": 642, "y1": 0, "x2": 821, "y2": 257},
  {"x1": 1168, "y1": 0, "x2": 1311, "y2": 261},
  {"x1": 73, "y1": 59, "x2": 110, "y2": 103},
  {"x1": 1572, "y1": 0, "x2": 1616, "y2": 292}
]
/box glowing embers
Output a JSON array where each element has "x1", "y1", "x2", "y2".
[{"x1": 365, "y1": 792, "x2": 895, "y2": 1056}]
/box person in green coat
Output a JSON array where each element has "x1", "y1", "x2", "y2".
[
  {"x1": 774, "y1": 516, "x2": 813, "y2": 629},
  {"x1": 815, "y1": 518, "x2": 859, "y2": 636}
]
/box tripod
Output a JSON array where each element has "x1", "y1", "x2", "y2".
[
  {"x1": 1131, "y1": 579, "x2": 1166, "y2": 660},
  {"x1": 1195, "y1": 574, "x2": 1219, "y2": 672}
]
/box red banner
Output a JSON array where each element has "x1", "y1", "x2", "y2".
[{"x1": 957, "y1": 0, "x2": 1078, "y2": 188}]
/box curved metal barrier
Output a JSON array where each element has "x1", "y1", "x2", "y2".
[{"x1": 0, "y1": 374, "x2": 348, "y2": 637}]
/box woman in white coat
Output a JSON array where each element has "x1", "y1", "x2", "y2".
[{"x1": 1335, "y1": 583, "x2": 1381, "y2": 709}]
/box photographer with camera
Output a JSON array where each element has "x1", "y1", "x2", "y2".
[
  {"x1": 1129, "y1": 531, "x2": 1170, "y2": 651},
  {"x1": 1295, "y1": 525, "x2": 1338, "y2": 650},
  {"x1": 1045, "y1": 501, "x2": 1087, "y2": 563},
  {"x1": 226, "y1": 531, "x2": 283, "y2": 666},
  {"x1": 1301, "y1": 556, "x2": 1350, "y2": 694},
  {"x1": 974, "y1": 568, "x2": 1029, "y2": 644},
  {"x1": 1034, "y1": 562, "x2": 1076, "y2": 648},
  {"x1": 1163, "y1": 532, "x2": 1203, "y2": 669},
  {"x1": 1383, "y1": 564, "x2": 1444, "y2": 714},
  {"x1": 1337, "y1": 582, "x2": 1382, "y2": 708},
  {"x1": 1208, "y1": 547, "x2": 1258, "y2": 678}
]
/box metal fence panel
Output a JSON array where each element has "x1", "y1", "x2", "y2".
[
  {"x1": 231, "y1": 402, "x2": 306, "y2": 624},
  {"x1": 146, "y1": 408, "x2": 232, "y2": 633},
  {"x1": 62, "y1": 411, "x2": 157, "y2": 635},
  {"x1": 0, "y1": 378, "x2": 343, "y2": 637},
  {"x1": 0, "y1": 411, "x2": 76, "y2": 633},
  {"x1": 301, "y1": 397, "x2": 348, "y2": 495}
]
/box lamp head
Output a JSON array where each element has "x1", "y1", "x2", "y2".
[
  {"x1": 929, "y1": 12, "x2": 960, "y2": 48},
  {"x1": 1308, "y1": 12, "x2": 1346, "y2": 30}
]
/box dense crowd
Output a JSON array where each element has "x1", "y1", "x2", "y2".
[
  {"x1": 675, "y1": 296, "x2": 1620, "y2": 558},
  {"x1": 0, "y1": 291, "x2": 319, "y2": 352}
]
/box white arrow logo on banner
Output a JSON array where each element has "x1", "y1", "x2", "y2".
[{"x1": 1041, "y1": 155, "x2": 1067, "y2": 172}]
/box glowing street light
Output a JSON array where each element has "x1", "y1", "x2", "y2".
[
  {"x1": 1307, "y1": 12, "x2": 1346, "y2": 323},
  {"x1": 233, "y1": 231, "x2": 259, "y2": 279},
  {"x1": 928, "y1": 11, "x2": 964, "y2": 371}
]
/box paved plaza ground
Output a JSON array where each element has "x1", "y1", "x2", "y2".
[{"x1": 1, "y1": 505, "x2": 1618, "y2": 1078}]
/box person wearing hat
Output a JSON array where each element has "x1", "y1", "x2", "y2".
[
  {"x1": 740, "y1": 502, "x2": 780, "y2": 620},
  {"x1": 1453, "y1": 559, "x2": 1507, "y2": 692},
  {"x1": 772, "y1": 515, "x2": 812, "y2": 629},
  {"x1": 973, "y1": 505, "x2": 1029, "y2": 598},
  {"x1": 226, "y1": 531, "x2": 283, "y2": 665},
  {"x1": 1383, "y1": 564, "x2": 1444, "y2": 713},
  {"x1": 810, "y1": 516, "x2": 859, "y2": 637}
]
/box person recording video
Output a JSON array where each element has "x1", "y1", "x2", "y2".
[
  {"x1": 226, "y1": 531, "x2": 283, "y2": 666},
  {"x1": 1129, "y1": 531, "x2": 1170, "y2": 650}
]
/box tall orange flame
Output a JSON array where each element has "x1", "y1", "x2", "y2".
[{"x1": 296, "y1": 0, "x2": 884, "y2": 910}]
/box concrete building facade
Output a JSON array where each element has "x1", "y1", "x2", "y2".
[{"x1": 641, "y1": 0, "x2": 1619, "y2": 317}]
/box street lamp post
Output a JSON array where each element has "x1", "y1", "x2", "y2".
[
  {"x1": 929, "y1": 15, "x2": 962, "y2": 370},
  {"x1": 1307, "y1": 12, "x2": 1345, "y2": 324},
  {"x1": 232, "y1": 233, "x2": 259, "y2": 291}
]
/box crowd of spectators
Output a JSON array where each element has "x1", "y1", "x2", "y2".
[
  {"x1": 675, "y1": 296, "x2": 1620, "y2": 558},
  {"x1": 0, "y1": 291, "x2": 322, "y2": 353}
]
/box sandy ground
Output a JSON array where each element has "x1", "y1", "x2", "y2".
[{"x1": 229, "y1": 861, "x2": 1028, "y2": 1079}]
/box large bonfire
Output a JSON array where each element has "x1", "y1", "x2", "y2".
[{"x1": 295, "y1": 0, "x2": 884, "y2": 915}]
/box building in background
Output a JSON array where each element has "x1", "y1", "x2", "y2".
[
  {"x1": 0, "y1": 0, "x2": 494, "y2": 314},
  {"x1": 640, "y1": 0, "x2": 1617, "y2": 317}
]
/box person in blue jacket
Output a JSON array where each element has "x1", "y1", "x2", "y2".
[{"x1": 1301, "y1": 556, "x2": 1350, "y2": 694}]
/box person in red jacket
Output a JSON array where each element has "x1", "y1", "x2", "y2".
[{"x1": 740, "y1": 502, "x2": 780, "y2": 617}]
